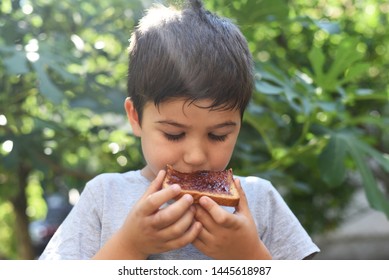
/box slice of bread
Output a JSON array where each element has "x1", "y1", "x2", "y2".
[{"x1": 162, "y1": 164, "x2": 240, "y2": 206}]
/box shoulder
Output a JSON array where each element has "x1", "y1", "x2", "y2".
[
  {"x1": 236, "y1": 174, "x2": 294, "y2": 217},
  {"x1": 78, "y1": 170, "x2": 149, "y2": 210},
  {"x1": 236, "y1": 175, "x2": 281, "y2": 202},
  {"x1": 234, "y1": 174, "x2": 289, "y2": 224},
  {"x1": 237, "y1": 175, "x2": 274, "y2": 190},
  {"x1": 84, "y1": 170, "x2": 147, "y2": 194},
  {"x1": 86, "y1": 170, "x2": 146, "y2": 188}
]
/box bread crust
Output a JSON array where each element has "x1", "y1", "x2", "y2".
[{"x1": 162, "y1": 165, "x2": 240, "y2": 207}]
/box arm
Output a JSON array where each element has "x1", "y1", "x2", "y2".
[
  {"x1": 93, "y1": 170, "x2": 202, "y2": 259},
  {"x1": 192, "y1": 178, "x2": 272, "y2": 260}
]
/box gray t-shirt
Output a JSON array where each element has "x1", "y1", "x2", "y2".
[{"x1": 39, "y1": 170, "x2": 319, "y2": 260}]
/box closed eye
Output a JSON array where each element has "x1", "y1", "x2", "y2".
[
  {"x1": 208, "y1": 133, "x2": 228, "y2": 142},
  {"x1": 164, "y1": 132, "x2": 185, "y2": 142}
]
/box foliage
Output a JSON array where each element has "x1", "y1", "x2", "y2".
[
  {"x1": 0, "y1": 0, "x2": 145, "y2": 259},
  {"x1": 218, "y1": 0, "x2": 389, "y2": 232},
  {"x1": 1, "y1": 0, "x2": 389, "y2": 258}
]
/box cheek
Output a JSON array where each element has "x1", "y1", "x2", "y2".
[
  {"x1": 141, "y1": 136, "x2": 177, "y2": 170},
  {"x1": 210, "y1": 139, "x2": 238, "y2": 169}
]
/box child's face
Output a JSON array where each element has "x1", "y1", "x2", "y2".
[{"x1": 126, "y1": 98, "x2": 241, "y2": 181}]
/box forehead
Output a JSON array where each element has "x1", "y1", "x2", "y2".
[{"x1": 144, "y1": 98, "x2": 241, "y2": 123}]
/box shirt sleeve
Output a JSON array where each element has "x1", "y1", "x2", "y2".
[
  {"x1": 39, "y1": 182, "x2": 102, "y2": 260},
  {"x1": 242, "y1": 176, "x2": 320, "y2": 260}
]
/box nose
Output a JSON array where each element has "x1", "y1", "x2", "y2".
[{"x1": 183, "y1": 139, "x2": 207, "y2": 168}]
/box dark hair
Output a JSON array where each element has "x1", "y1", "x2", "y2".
[{"x1": 127, "y1": 0, "x2": 253, "y2": 122}]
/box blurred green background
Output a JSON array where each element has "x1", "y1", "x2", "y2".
[{"x1": 1, "y1": 0, "x2": 388, "y2": 259}]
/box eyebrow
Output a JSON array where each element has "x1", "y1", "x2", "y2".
[{"x1": 155, "y1": 120, "x2": 237, "y2": 129}]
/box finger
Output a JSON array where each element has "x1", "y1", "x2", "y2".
[
  {"x1": 152, "y1": 194, "x2": 194, "y2": 229},
  {"x1": 141, "y1": 183, "x2": 182, "y2": 216},
  {"x1": 157, "y1": 205, "x2": 196, "y2": 241},
  {"x1": 198, "y1": 196, "x2": 235, "y2": 227},
  {"x1": 234, "y1": 178, "x2": 250, "y2": 214},
  {"x1": 164, "y1": 220, "x2": 202, "y2": 251},
  {"x1": 194, "y1": 204, "x2": 215, "y2": 230},
  {"x1": 194, "y1": 221, "x2": 212, "y2": 243},
  {"x1": 141, "y1": 169, "x2": 166, "y2": 199},
  {"x1": 192, "y1": 235, "x2": 206, "y2": 253},
  {"x1": 192, "y1": 227, "x2": 211, "y2": 253}
]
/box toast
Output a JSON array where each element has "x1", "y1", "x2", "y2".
[{"x1": 162, "y1": 164, "x2": 240, "y2": 206}]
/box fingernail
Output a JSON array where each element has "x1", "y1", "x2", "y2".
[
  {"x1": 199, "y1": 196, "x2": 209, "y2": 206},
  {"x1": 170, "y1": 184, "x2": 181, "y2": 192},
  {"x1": 183, "y1": 194, "x2": 193, "y2": 203}
]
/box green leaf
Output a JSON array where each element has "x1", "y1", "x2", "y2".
[
  {"x1": 319, "y1": 132, "x2": 389, "y2": 218},
  {"x1": 315, "y1": 21, "x2": 341, "y2": 34},
  {"x1": 244, "y1": 111, "x2": 274, "y2": 153},
  {"x1": 256, "y1": 63, "x2": 286, "y2": 85},
  {"x1": 308, "y1": 38, "x2": 365, "y2": 91},
  {"x1": 308, "y1": 46, "x2": 325, "y2": 87},
  {"x1": 255, "y1": 81, "x2": 283, "y2": 95},
  {"x1": 355, "y1": 140, "x2": 389, "y2": 173},
  {"x1": 318, "y1": 134, "x2": 347, "y2": 186},
  {"x1": 340, "y1": 62, "x2": 370, "y2": 84},
  {"x1": 344, "y1": 135, "x2": 389, "y2": 218},
  {"x1": 32, "y1": 60, "x2": 63, "y2": 104},
  {"x1": 38, "y1": 44, "x2": 79, "y2": 84},
  {"x1": 245, "y1": 0, "x2": 289, "y2": 22},
  {"x1": 326, "y1": 38, "x2": 364, "y2": 84},
  {"x1": 2, "y1": 50, "x2": 29, "y2": 74},
  {"x1": 228, "y1": 0, "x2": 289, "y2": 23}
]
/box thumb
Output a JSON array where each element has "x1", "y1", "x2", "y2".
[
  {"x1": 234, "y1": 178, "x2": 250, "y2": 215},
  {"x1": 142, "y1": 169, "x2": 166, "y2": 199}
]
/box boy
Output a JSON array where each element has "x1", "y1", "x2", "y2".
[{"x1": 40, "y1": 0, "x2": 319, "y2": 259}]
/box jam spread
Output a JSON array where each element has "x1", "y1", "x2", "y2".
[{"x1": 166, "y1": 167, "x2": 232, "y2": 194}]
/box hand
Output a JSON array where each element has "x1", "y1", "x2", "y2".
[
  {"x1": 192, "y1": 178, "x2": 272, "y2": 260},
  {"x1": 94, "y1": 170, "x2": 202, "y2": 259}
]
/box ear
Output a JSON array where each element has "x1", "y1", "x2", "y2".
[{"x1": 124, "y1": 98, "x2": 142, "y2": 137}]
